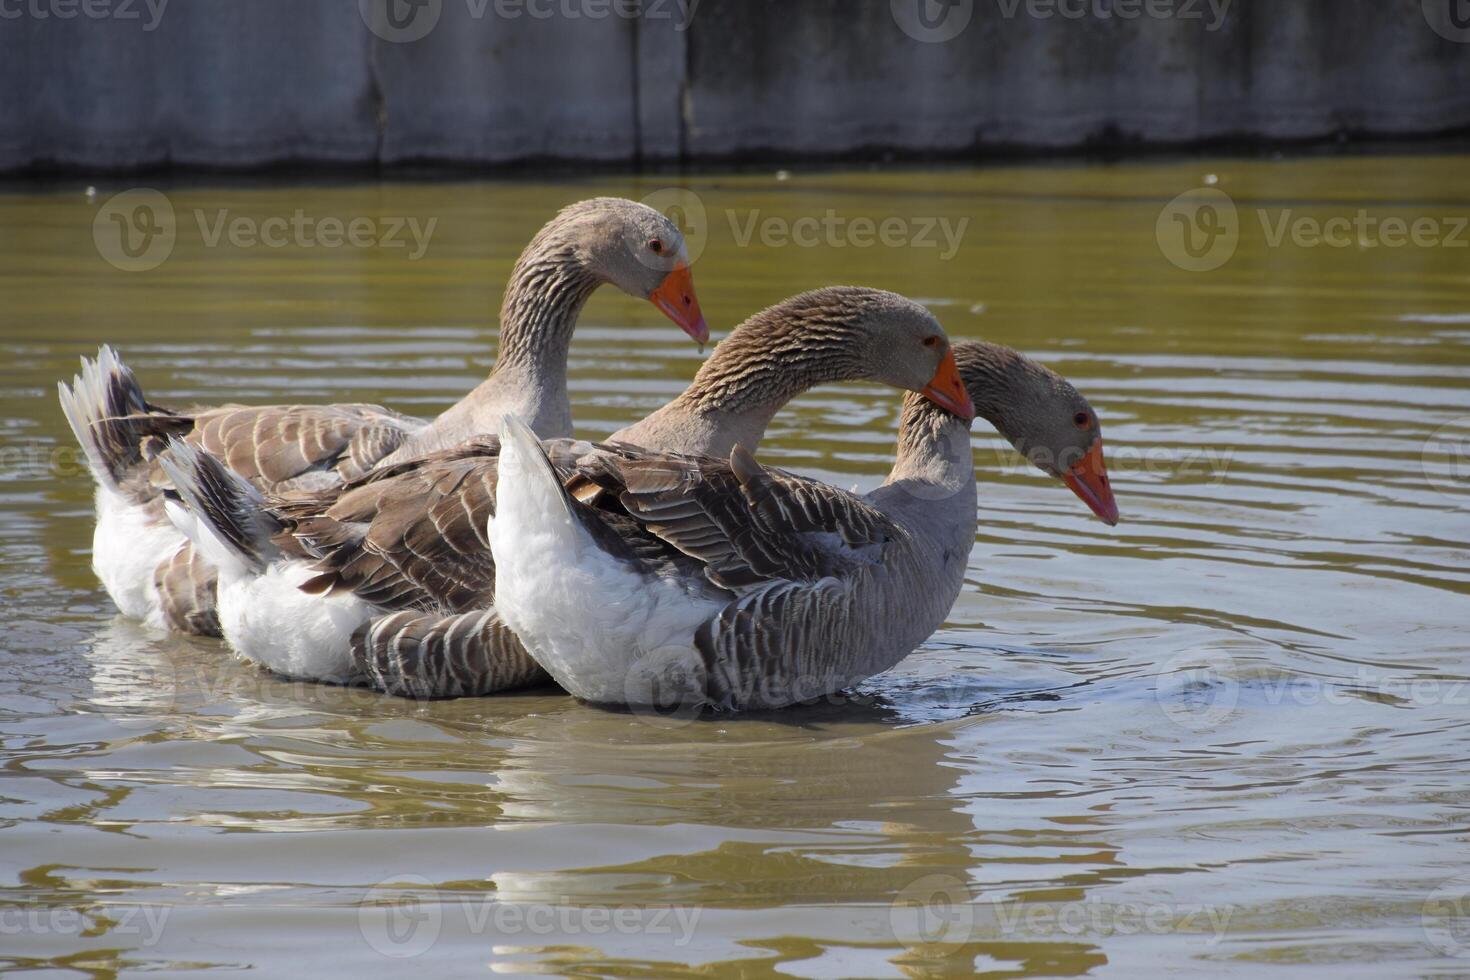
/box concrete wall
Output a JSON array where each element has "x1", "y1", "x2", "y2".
[{"x1": 3, "y1": 0, "x2": 1469, "y2": 172}]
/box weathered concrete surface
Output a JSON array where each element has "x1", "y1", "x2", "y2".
[
  {"x1": 374, "y1": 0, "x2": 640, "y2": 163},
  {"x1": 1, "y1": 0, "x2": 379, "y2": 170},
  {"x1": 684, "y1": 0, "x2": 1470, "y2": 154},
  {"x1": 3, "y1": 0, "x2": 1469, "y2": 172}
]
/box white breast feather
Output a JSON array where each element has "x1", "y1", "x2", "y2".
[
  {"x1": 93, "y1": 487, "x2": 186, "y2": 629},
  {"x1": 489, "y1": 419, "x2": 723, "y2": 706},
  {"x1": 212, "y1": 560, "x2": 375, "y2": 684}
]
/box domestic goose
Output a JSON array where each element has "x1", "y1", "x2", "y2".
[
  {"x1": 157, "y1": 288, "x2": 975, "y2": 693},
  {"x1": 58, "y1": 198, "x2": 707, "y2": 636},
  {"x1": 488, "y1": 340, "x2": 1118, "y2": 712}
]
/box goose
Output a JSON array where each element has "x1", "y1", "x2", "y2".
[
  {"x1": 57, "y1": 197, "x2": 708, "y2": 636},
  {"x1": 488, "y1": 340, "x2": 1119, "y2": 713},
  {"x1": 156, "y1": 287, "x2": 976, "y2": 694}
]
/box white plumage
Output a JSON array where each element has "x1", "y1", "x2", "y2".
[{"x1": 490, "y1": 415, "x2": 725, "y2": 706}]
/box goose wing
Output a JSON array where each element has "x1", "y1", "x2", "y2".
[
  {"x1": 577, "y1": 443, "x2": 903, "y2": 591},
  {"x1": 187, "y1": 403, "x2": 421, "y2": 491},
  {"x1": 277, "y1": 444, "x2": 505, "y2": 611},
  {"x1": 271, "y1": 438, "x2": 596, "y2": 613}
]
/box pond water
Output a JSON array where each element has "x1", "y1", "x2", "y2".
[{"x1": 1, "y1": 154, "x2": 1468, "y2": 978}]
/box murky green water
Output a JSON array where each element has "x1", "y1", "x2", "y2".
[{"x1": 1, "y1": 155, "x2": 1468, "y2": 977}]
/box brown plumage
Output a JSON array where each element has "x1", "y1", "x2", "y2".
[
  {"x1": 164, "y1": 287, "x2": 963, "y2": 696},
  {"x1": 488, "y1": 341, "x2": 1117, "y2": 712},
  {"x1": 60, "y1": 198, "x2": 699, "y2": 637}
]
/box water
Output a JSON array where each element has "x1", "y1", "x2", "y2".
[{"x1": 1, "y1": 155, "x2": 1468, "y2": 977}]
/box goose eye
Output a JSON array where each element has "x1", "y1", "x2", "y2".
[
  {"x1": 922, "y1": 336, "x2": 939, "y2": 348},
  {"x1": 648, "y1": 238, "x2": 664, "y2": 254},
  {"x1": 1073, "y1": 411, "x2": 1091, "y2": 429}
]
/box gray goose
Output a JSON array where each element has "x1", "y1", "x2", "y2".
[
  {"x1": 156, "y1": 287, "x2": 974, "y2": 693},
  {"x1": 489, "y1": 340, "x2": 1119, "y2": 713},
  {"x1": 57, "y1": 198, "x2": 707, "y2": 636}
]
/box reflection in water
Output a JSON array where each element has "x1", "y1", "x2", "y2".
[{"x1": 1, "y1": 155, "x2": 1468, "y2": 976}]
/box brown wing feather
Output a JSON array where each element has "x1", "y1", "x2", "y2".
[
  {"x1": 273, "y1": 437, "x2": 699, "y2": 620},
  {"x1": 584, "y1": 443, "x2": 902, "y2": 589},
  {"x1": 153, "y1": 542, "x2": 221, "y2": 636},
  {"x1": 187, "y1": 403, "x2": 418, "y2": 491},
  {"x1": 285, "y1": 455, "x2": 501, "y2": 611}
]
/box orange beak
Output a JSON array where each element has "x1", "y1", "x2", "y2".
[
  {"x1": 1061, "y1": 438, "x2": 1119, "y2": 526},
  {"x1": 920, "y1": 349, "x2": 975, "y2": 420},
  {"x1": 648, "y1": 260, "x2": 709, "y2": 346}
]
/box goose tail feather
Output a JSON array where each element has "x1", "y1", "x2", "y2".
[
  {"x1": 57, "y1": 345, "x2": 190, "y2": 492},
  {"x1": 156, "y1": 437, "x2": 279, "y2": 577}
]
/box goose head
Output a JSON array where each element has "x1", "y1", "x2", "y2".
[
  {"x1": 831, "y1": 288, "x2": 976, "y2": 420},
  {"x1": 695, "y1": 286, "x2": 976, "y2": 419},
  {"x1": 548, "y1": 198, "x2": 709, "y2": 345},
  {"x1": 954, "y1": 341, "x2": 1119, "y2": 525}
]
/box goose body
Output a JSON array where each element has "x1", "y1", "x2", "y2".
[
  {"x1": 159, "y1": 288, "x2": 973, "y2": 694},
  {"x1": 60, "y1": 198, "x2": 707, "y2": 636},
  {"x1": 490, "y1": 342, "x2": 1120, "y2": 712}
]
